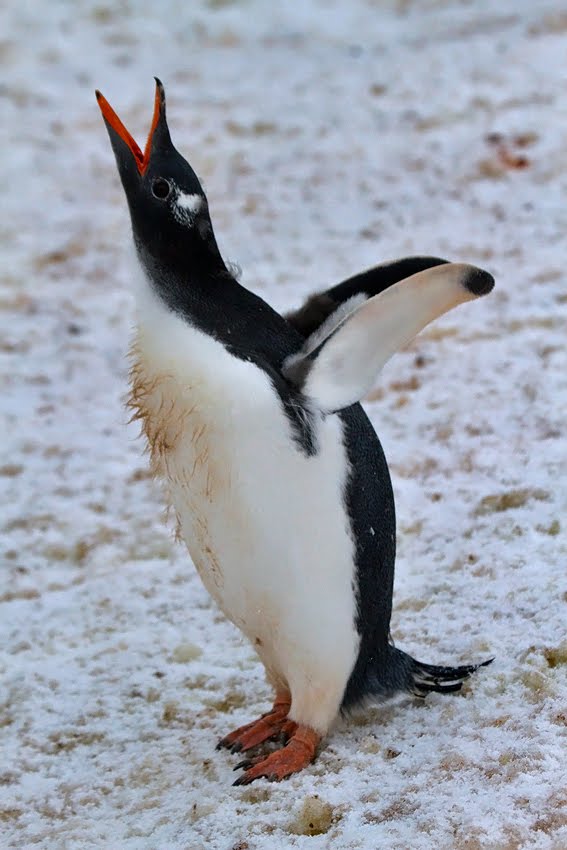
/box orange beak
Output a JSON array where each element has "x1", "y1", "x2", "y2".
[{"x1": 95, "y1": 80, "x2": 162, "y2": 175}]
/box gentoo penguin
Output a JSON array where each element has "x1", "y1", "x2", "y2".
[{"x1": 96, "y1": 80, "x2": 494, "y2": 786}]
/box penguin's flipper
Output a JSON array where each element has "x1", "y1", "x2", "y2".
[
  {"x1": 285, "y1": 255, "x2": 449, "y2": 337},
  {"x1": 283, "y1": 263, "x2": 494, "y2": 414}
]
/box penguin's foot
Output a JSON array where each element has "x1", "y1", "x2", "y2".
[
  {"x1": 232, "y1": 725, "x2": 320, "y2": 785},
  {"x1": 216, "y1": 694, "x2": 291, "y2": 753}
]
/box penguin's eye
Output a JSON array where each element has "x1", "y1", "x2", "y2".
[{"x1": 151, "y1": 178, "x2": 171, "y2": 200}]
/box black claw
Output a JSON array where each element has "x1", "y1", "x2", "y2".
[
  {"x1": 233, "y1": 759, "x2": 253, "y2": 772},
  {"x1": 233, "y1": 774, "x2": 252, "y2": 787},
  {"x1": 230, "y1": 741, "x2": 243, "y2": 754}
]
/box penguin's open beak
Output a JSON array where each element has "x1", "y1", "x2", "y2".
[{"x1": 96, "y1": 78, "x2": 169, "y2": 179}]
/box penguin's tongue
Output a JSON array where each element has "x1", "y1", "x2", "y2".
[{"x1": 95, "y1": 85, "x2": 161, "y2": 175}]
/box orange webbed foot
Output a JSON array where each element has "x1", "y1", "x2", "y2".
[
  {"x1": 232, "y1": 725, "x2": 320, "y2": 785},
  {"x1": 216, "y1": 694, "x2": 291, "y2": 753}
]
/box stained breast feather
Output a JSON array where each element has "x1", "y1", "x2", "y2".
[{"x1": 127, "y1": 339, "x2": 229, "y2": 512}]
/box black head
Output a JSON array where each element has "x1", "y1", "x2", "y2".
[{"x1": 96, "y1": 79, "x2": 226, "y2": 283}]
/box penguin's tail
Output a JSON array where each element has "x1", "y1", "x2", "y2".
[
  {"x1": 342, "y1": 644, "x2": 493, "y2": 709},
  {"x1": 387, "y1": 646, "x2": 493, "y2": 699}
]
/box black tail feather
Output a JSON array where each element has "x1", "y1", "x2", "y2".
[
  {"x1": 408, "y1": 656, "x2": 493, "y2": 698},
  {"x1": 341, "y1": 647, "x2": 492, "y2": 710}
]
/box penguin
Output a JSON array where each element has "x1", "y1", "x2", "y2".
[{"x1": 96, "y1": 80, "x2": 494, "y2": 786}]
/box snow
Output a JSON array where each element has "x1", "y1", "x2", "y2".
[{"x1": 1, "y1": 1, "x2": 566, "y2": 848}]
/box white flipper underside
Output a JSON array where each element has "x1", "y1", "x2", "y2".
[{"x1": 284, "y1": 263, "x2": 487, "y2": 413}]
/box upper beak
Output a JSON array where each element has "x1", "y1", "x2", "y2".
[{"x1": 95, "y1": 78, "x2": 168, "y2": 176}]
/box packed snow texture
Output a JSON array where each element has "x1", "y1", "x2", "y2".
[{"x1": 1, "y1": 1, "x2": 566, "y2": 848}]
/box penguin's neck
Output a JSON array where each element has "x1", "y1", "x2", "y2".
[
  {"x1": 134, "y1": 240, "x2": 303, "y2": 368},
  {"x1": 131, "y1": 256, "x2": 320, "y2": 461},
  {"x1": 135, "y1": 232, "x2": 228, "y2": 310}
]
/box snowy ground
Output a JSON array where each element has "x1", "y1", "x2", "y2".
[{"x1": 1, "y1": 1, "x2": 566, "y2": 848}]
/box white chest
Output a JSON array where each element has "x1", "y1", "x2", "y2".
[{"x1": 130, "y1": 284, "x2": 360, "y2": 717}]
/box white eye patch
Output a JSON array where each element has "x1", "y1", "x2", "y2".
[
  {"x1": 172, "y1": 190, "x2": 203, "y2": 225},
  {"x1": 177, "y1": 192, "x2": 202, "y2": 214}
]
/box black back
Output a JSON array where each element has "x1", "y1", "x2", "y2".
[{"x1": 339, "y1": 405, "x2": 396, "y2": 708}]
